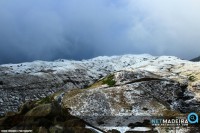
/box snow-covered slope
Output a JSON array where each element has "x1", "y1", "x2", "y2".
[
  {"x1": 0, "y1": 54, "x2": 156, "y2": 115},
  {"x1": 1, "y1": 54, "x2": 200, "y2": 132},
  {"x1": 1, "y1": 54, "x2": 200, "y2": 116},
  {"x1": 1, "y1": 54, "x2": 155, "y2": 75}
]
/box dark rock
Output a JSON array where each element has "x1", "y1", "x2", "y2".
[
  {"x1": 34, "y1": 118, "x2": 52, "y2": 128},
  {"x1": 64, "y1": 119, "x2": 86, "y2": 127},
  {"x1": 0, "y1": 81, "x2": 3, "y2": 85},
  {"x1": 18, "y1": 101, "x2": 37, "y2": 115},
  {"x1": 128, "y1": 122, "x2": 144, "y2": 128},
  {"x1": 25, "y1": 103, "x2": 53, "y2": 117},
  {"x1": 63, "y1": 127, "x2": 95, "y2": 133},
  {"x1": 107, "y1": 129, "x2": 120, "y2": 133},
  {"x1": 125, "y1": 131, "x2": 158, "y2": 133},
  {"x1": 49, "y1": 125, "x2": 64, "y2": 133},
  {"x1": 142, "y1": 108, "x2": 148, "y2": 111},
  {"x1": 0, "y1": 114, "x2": 24, "y2": 130},
  {"x1": 38, "y1": 126, "x2": 48, "y2": 133}
]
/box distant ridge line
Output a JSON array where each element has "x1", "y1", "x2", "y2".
[{"x1": 190, "y1": 56, "x2": 200, "y2": 62}]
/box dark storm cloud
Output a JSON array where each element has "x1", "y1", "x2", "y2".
[{"x1": 0, "y1": 0, "x2": 200, "y2": 64}]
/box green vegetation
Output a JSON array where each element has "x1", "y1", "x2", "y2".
[
  {"x1": 36, "y1": 96, "x2": 52, "y2": 104},
  {"x1": 65, "y1": 89, "x2": 84, "y2": 98},
  {"x1": 86, "y1": 80, "x2": 103, "y2": 89},
  {"x1": 102, "y1": 74, "x2": 116, "y2": 87},
  {"x1": 188, "y1": 75, "x2": 196, "y2": 82},
  {"x1": 87, "y1": 74, "x2": 116, "y2": 89}
]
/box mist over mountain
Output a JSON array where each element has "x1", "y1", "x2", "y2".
[
  {"x1": 1, "y1": 1, "x2": 200, "y2": 132},
  {"x1": 1, "y1": 0, "x2": 200, "y2": 64}
]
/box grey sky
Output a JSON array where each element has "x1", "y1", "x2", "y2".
[{"x1": 0, "y1": 0, "x2": 200, "y2": 64}]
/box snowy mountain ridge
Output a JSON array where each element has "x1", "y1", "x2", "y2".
[
  {"x1": 1, "y1": 54, "x2": 181, "y2": 75},
  {"x1": 1, "y1": 54, "x2": 200, "y2": 132}
]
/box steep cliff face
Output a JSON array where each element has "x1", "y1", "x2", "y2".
[{"x1": 1, "y1": 54, "x2": 200, "y2": 132}]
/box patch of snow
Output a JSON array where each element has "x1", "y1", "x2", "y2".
[
  {"x1": 85, "y1": 125, "x2": 103, "y2": 133},
  {"x1": 101, "y1": 126, "x2": 130, "y2": 133}
]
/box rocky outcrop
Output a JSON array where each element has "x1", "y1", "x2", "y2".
[
  {"x1": 0, "y1": 96, "x2": 105, "y2": 133},
  {"x1": 1, "y1": 54, "x2": 200, "y2": 132},
  {"x1": 0, "y1": 55, "x2": 154, "y2": 115},
  {"x1": 62, "y1": 70, "x2": 200, "y2": 132},
  {"x1": 0, "y1": 69, "x2": 95, "y2": 115}
]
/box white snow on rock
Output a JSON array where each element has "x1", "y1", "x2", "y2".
[
  {"x1": 0, "y1": 54, "x2": 155, "y2": 75},
  {"x1": 1, "y1": 54, "x2": 200, "y2": 133},
  {"x1": 2, "y1": 54, "x2": 200, "y2": 99}
]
